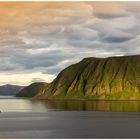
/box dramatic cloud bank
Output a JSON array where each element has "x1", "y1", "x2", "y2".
[{"x1": 0, "y1": 2, "x2": 140, "y2": 85}]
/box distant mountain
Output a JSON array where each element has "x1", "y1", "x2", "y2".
[
  {"x1": 17, "y1": 55, "x2": 140, "y2": 100},
  {"x1": 0, "y1": 84, "x2": 24, "y2": 96}
]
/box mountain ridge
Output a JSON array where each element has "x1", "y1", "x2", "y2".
[
  {"x1": 17, "y1": 55, "x2": 140, "y2": 100},
  {"x1": 0, "y1": 84, "x2": 24, "y2": 96}
]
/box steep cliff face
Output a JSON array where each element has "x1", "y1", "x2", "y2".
[{"x1": 17, "y1": 55, "x2": 140, "y2": 100}]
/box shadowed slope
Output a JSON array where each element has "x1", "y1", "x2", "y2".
[{"x1": 16, "y1": 82, "x2": 50, "y2": 98}]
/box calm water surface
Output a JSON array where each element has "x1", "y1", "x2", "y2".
[
  {"x1": 1, "y1": 97, "x2": 140, "y2": 138},
  {"x1": 0, "y1": 97, "x2": 140, "y2": 112}
]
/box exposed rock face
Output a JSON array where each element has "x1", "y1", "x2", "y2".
[{"x1": 17, "y1": 55, "x2": 140, "y2": 100}]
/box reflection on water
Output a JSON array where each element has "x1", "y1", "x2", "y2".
[
  {"x1": 0, "y1": 98, "x2": 47, "y2": 112},
  {"x1": 44, "y1": 100, "x2": 140, "y2": 112},
  {"x1": 1, "y1": 98, "x2": 140, "y2": 112}
]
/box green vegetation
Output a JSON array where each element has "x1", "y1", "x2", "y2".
[
  {"x1": 17, "y1": 55, "x2": 140, "y2": 100},
  {"x1": 16, "y1": 82, "x2": 49, "y2": 98}
]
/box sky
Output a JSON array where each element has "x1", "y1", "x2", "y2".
[{"x1": 0, "y1": 1, "x2": 140, "y2": 85}]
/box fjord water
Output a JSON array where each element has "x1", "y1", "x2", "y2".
[
  {"x1": 1, "y1": 97, "x2": 140, "y2": 112},
  {"x1": 1, "y1": 98, "x2": 140, "y2": 138}
]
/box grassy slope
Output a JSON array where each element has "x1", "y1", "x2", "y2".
[
  {"x1": 16, "y1": 82, "x2": 50, "y2": 98},
  {"x1": 17, "y1": 55, "x2": 140, "y2": 100}
]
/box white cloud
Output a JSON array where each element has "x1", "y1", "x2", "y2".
[{"x1": 0, "y1": 72, "x2": 55, "y2": 86}]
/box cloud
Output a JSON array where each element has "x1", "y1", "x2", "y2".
[
  {"x1": 31, "y1": 78, "x2": 46, "y2": 83},
  {"x1": 91, "y1": 2, "x2": 130, "y2": 19},
  {"x1": 0, "y1": 2, "x2": 140, "y2": 85},
  {"x1": 102, "y1": 30, "x2": 135, "y2": 43}
]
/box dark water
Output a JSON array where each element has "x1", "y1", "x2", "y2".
[
  {"x1": 2, "y1": 111, "x2": 140, "y2": 138},
  {"x1": 1, "y1": 97, "x2": 140, "y2": 112}
]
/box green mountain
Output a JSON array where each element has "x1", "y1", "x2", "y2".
[
  {"x1": 17, "y1": 82, "x2": 49, "y2": 98},
  {"x1": 17, "y1": 55, "x2": 140, "y2": 100}
]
